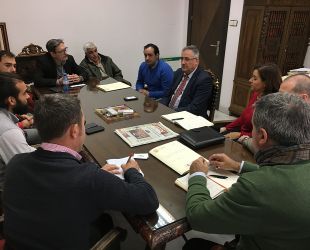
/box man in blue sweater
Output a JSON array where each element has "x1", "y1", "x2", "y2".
[
  {"x1": 136, "y1": 43, "x2": 173, "y2": 99},
  {"x1": 4, "y1": 94, "x2": 159, "y2": 249}
]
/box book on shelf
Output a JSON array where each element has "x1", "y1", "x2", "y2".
[
  {"x1": 175, "y1": 168, "x2": 239, "y2": 199},
  {"x1": 115, "y1": 122, "x2": 178, "y2": 147},
  {"x1": 97, "y1": 82, "x2": 130, "y2": 92},
  {"x1": 95, "y1": 104, "x2": 139, "y2": 124},
  {"x1": 161, "y1": 111, "x2": 213, "y2": 130}
]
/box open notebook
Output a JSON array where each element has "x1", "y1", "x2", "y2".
[
  {"x1": 175, "y1": 169, "x2": 239, "y2": 199},
  {"x1": 162, "y1": 111, "x2": 213, "y2": 130},
  {"x1": 149, "y1": 140, "x2": 239, "y2": 198}
]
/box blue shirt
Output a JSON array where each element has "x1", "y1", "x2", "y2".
[{"x1": 136, "y1": 59, "x2": 173, "y2": 99}]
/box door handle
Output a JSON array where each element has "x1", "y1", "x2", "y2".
[{"x1": 210, "y1": 41, "x2": 220, "y2": 56}]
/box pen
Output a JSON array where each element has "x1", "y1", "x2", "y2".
[
  {"x1": 171, "y1": 118, "x2": 184, "y2": 121},
  {"x1": 126, "y1": 153, "x2": 134, "y2": 164},
  {"x1": 209, "y1": 174, "x2": 228, "y2": 179}
]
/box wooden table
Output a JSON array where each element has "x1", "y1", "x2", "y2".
[{"x1": 34, "y1": 80, "x2": 254, "y2": 249}]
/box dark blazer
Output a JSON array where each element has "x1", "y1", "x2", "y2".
[
  {"x1": 161, "y1": 67, "x2": 213, "y2": 117},
  {"x1": 34, "y1": 53, "x2": 88, "y2": 87}
]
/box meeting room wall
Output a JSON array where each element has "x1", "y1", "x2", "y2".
[{"x1": 0, "y1": 0, "x2": 189, "y2": 86}]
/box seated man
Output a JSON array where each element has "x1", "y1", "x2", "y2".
[
  {"x1": 185, "y1": 92, "x2": 310, "y2": 250},
  {"x1": 3, "y1": 94, "x2": 159, "y2": 249},
  {"x1": 34, "y1": 39, "x2": 88, "y2": 87},
  {"x1": 0, "y1": 51, "x2": 40, "y2": 145},
  {"x1": 0, "y1": 73, "x2": 36, "y2": 189},
  {"x1": 161, "y1": 45, "x2": 212, "y2": 117},
  {"x1": 136, "y1": 43, "x2": 173, "y2": 99},
  {"x1": 80, "y1": 42, "x2": 131, "y2": 85}
]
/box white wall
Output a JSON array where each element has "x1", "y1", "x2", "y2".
[
  {"x1": 0, "y1": 0, "x2": 188, "y2": 84},
  {"x1": 219, "y1": 0, "x2": 244, "y2": 114}
]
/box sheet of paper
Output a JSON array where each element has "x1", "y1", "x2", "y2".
[
  {"x1": 106, "y1": 156, "x2": 144, "y2": 179},
  {"x1": 97, "y1": 82, "x2": 130, "y2": 92}
]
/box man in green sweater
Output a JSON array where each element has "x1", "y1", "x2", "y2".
[{"x1": 185, "y1": 92, "x2": 310, "y2": 250}]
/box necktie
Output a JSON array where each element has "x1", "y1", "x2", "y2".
[{"x1": 169, "y1": 74, "x2": 189, "y2": 108}]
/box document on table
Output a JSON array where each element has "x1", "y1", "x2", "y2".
[
  {"x1": 106, "y1": 156, "x2": 144, "y2": 180},
  {"x1": 97, "y1": 82, "x2": 130, "y2": 92},
  {"x1": 162, "y1": 111, "x2": 213, "y2": 130}
]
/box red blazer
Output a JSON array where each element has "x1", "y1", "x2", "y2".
[{"x1": 226, "y1": 91, "x2": 259, "y2": 137}]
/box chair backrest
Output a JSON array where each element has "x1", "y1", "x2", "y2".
[
  {"x1": 16, "y1": 44, "x2": 46, "y2": 83},
  {"x1": 205, "y1": 69, "x2": 220, "y2": 122}
]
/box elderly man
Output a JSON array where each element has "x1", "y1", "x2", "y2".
[
  {"x1": 3, "y1": 94, "x2": 159, "y2": 249},
  {"x1": 161, "y1": 45, "x2": 213, "y2": 117},
  {"x1": 136, "y1": 43, "x2": 173, "y2": 99},
  {"x1": 279, "y1": 73, "x2": 310, "y2": 102},
  {"x1": 34, "y1": 39, "x2": 88, "y2": 87},
  {"x1": 80, "y1": 42, "x2": 131, "y2": 85},
  {"x1": 184, "y1": 93, "x2": 310, "y2": 250},
  {"x1": 0, "y1": 73, "x2": 35, "y2": 188}
]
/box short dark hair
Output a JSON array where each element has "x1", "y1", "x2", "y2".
[
  {"x1": 253, "y1": 92, "x2": 310, "y2": 146},
  {"x1": 253, "y1": 63, "x2": 282, "y2": 95},
  {"x1": 46, "y1": 39, "x2": 64, "y2": 53},
  {"x1": 34, "y1": 94, "x2": 83, "y2": 141},
  {"x1": 0, "y1": 50, "x2": 15, "y2": 61},
  {"x1": 0, "y1": 72, "x2": 23, "y2": 109},
  {"x1": 144, "y1": 43, "x2": 160, "y2": 55}
]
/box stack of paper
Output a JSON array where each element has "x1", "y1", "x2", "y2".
[
  {"x1": 162, "y1": 111, "x2": 213, "y2": 130},
  {"x1": 97, "y1": 82, "x2": 130, "y2": 92}
]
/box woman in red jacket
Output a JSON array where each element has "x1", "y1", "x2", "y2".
[{"x1": 221, "y1": 63, "x2": 282, "y2": 140}]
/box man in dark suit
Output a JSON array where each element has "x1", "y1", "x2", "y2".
[
  {"x1": 34, "y1": 39, "x2": 88, "y2": 87},
  {"x1": 161, "y1": 45, "x2": 212, "y2": 117}
]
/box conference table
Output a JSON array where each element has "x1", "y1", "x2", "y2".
[{"x1": 33, "y1": 78, "x2": 254, "y2": 249}]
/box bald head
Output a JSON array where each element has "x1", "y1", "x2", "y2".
[{"x1": 279, "y1": 74, "x2": 310, "y2": 103}]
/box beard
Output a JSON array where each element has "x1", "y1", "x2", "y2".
[{"x1": 13, "y1": 98, "x2": 29, "y2": 115}]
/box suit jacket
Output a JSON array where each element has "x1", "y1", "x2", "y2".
[
  {"x1": 34, "y1": 53, "x2": 88, "y2": 87},
  {"x1": 161, "y1": 67, "x2": 212, "y2": 117}
]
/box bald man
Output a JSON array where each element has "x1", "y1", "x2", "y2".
[{"x1": 280, "y1": 74, "x2": 310, "y2": 102}]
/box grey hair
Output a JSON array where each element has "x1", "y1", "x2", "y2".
[
  {"x1": 284, "y1": 74, "x2": 310, "y2": 96},
  {"x1": 34, "y1": 94, "x2": 82, "y2": 141},
  {"x1": 182, "y1": 45, "x2": 199, "y2": 58},
  {"x1": 253, "y1": 92, "x2": 310, "y2": 146},
  {"x1": 46, "y1": 39, "x2": 64, "y2": 52},
  {"x1": 83, "y1": 42, "x2": 97, "y2": 53}
]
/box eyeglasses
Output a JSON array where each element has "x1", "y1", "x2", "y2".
[
  {"x1": 180, "y1": 57, "x2": 198, "y2": 62},
  {"x1": 55, "y1": 47, "x2": 68, "y2": 54}
]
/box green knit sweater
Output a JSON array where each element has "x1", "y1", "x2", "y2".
[{"x1": 186, "y1": 161, "x2": 310, "y2": 250}]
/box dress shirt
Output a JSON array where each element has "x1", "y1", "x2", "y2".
[{"x1": 40, "y1": 142, "x2": 82, "y2": 160}]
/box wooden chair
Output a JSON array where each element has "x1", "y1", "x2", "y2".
[
  {"x1": 90, "y1": 227, "x2": 126, "y2": 250},
  {"x1": 205, "y1": 69, "x2": 220, "y2": 122},
  {"x1": 16, "y1": 43, "x2": 46, "y2": 83}
]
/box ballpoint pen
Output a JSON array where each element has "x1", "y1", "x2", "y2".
[
  {"x1": 171, "y1": 118, "x2": 184, "y2": 121},
  {"x1": 209, "y1": 174, "x2": 228, "y2": 179},
  {"x1": 126, "y1": 153, "x2": 134, "y2": 163}
]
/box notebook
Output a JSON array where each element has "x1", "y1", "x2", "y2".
[{"x1": 97, "y1": 82, "x2": 130, "y2": 92}]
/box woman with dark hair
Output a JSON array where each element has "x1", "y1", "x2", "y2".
[{"x1": 220, "y1": 63, "x2": 282, "y2": 140}]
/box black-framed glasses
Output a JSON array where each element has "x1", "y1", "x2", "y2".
[{"x1": 180, "y1": 57, "x2": 198, "y2": 62}]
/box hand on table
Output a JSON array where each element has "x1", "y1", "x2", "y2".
[
  {"x1": 189, "y1": 157, "x2": 209, "y2": 175},
  {"x1": 121, "y1": 159, "x2": 140, "y2": 173},
  {"x1": 209, "y1": 153, "x2": 241, "y2": 172},
  {"x1": 101, "y1": 164, "x2": 122, "y2": 174}
]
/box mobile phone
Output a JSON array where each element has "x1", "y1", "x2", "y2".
[
  {"x1": 85, "y1": 123, "x2": 98, "y2": 130},
  {"x1": 124, "y1": 96, "x2": 138, "y2": 101},
  {"x1": 85, "y1": 125, "x2": 105, "y2": 135}
]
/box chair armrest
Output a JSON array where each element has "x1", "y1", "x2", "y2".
[{"x1": 91, "y1": 227, "x2": 126, "y2": 250}]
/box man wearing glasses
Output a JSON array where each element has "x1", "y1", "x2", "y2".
[
  {"x1": 34, "y1": 39, "x2": 88, "y2": 87},
  {"x1": 161, "y1": 45, "x2": 213, "y2": 117}
]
